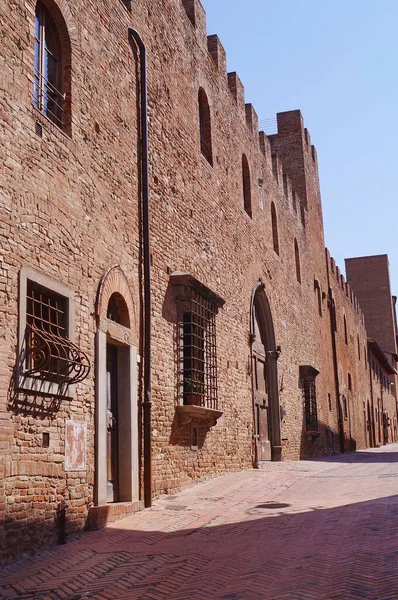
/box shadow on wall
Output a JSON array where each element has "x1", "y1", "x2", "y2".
[
  {"x1": 299, "y1": 416, "x2": 356, "y2": 461},
  {"x1": 7, "y1": 362, "x2": 62, "y2": 418},
  {"x1": 169, "y1": 412, "x2": 211, "y2": 449},
  {"x1": 1, "y1": 492, "x2": 398, "y2": 596}
]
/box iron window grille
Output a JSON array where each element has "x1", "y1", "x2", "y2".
[
  {"x1": 34, "y1": 2, "x2": 65, "y2": 129},
  {"x1": 300, "y1": 365, "x2": 319, "y2": 432},
  {"x1": 171, "y1": 273, "x2": 224, "y2": 411},
  {"x1": 24, "y1": 280, "x2": 90, "y2": 385}
]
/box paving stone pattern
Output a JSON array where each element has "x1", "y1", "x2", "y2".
[{"x1": 2, "y1": 445, "x2": 398, "y2": 600}]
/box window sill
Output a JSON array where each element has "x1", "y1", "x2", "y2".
[
  {"x1": 176, "y1": 404, "x2": 223, "y2": 427},
  {"x1": 17, "y1": 374, "x2": 74, "y2": 399},
  {"x1": 31, "y1": 106, "x2": 72, "y2": 143}
]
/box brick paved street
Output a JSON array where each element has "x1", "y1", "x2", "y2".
[{"x1": 2, "y1": 445, "x2": 398, "y2": 600}]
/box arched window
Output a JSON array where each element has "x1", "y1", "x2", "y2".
[
  {"x1": 314, "y1": 279, "x2": 322, "y2": 316},
  {"x1": 34, "y1": 1, "x2": 71, "y2": 130},
  {"x1": 242, "y1": 155, "x2": 252, "y2": 217},
  {"x1": 107, "y1": 292, "x2": 131, "y2": 328},
  {"x1": 198, "y1": 88, "x2": 213, "y2": 165},
  {"x1": 271, "y1": 202, "x2": 279, "y2": 254},
  {"x1": 344, "y1": 315, "x2": 348, "y2": 345},
  {"x1": 294, "y1": 239, "x2": 301, "y2": 283}
]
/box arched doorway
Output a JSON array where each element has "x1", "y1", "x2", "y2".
[
  {"x1": 250, "y1": 280, "x2": 282, "y2": 464},
  {"x1": 95, "y1": 266, "x2": 139, "y2": 506},
  {"x1": 367, "y1": 400, "x2": 375, "y2": 448}
]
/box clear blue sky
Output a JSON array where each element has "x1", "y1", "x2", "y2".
[{"x1": 201, "y1": 0, "x2": 398, "y2": 297}]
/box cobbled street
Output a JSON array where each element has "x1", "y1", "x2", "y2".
[{"x1": 2, "y1": 445, "x2": 398, "y2": 600}]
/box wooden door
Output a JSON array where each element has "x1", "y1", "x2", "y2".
[
  {"x1": 252, "y1": 306, "x2": 271, "y2": 461},
  {"x1": 106, "y1": 344, "x2": 119, "y2": 503}
]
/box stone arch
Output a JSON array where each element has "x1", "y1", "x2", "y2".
[
  {"x1": 250, "y1": 279, "x2": 282, "y2": 464},
  {"x1": 94, "y1": 265, "x2": 139, "y2": 508},
  {"x1": 96, "y1": 265, "x2": 136, "y2": 336},
  {"x1": 33, "y1": 0, "x2": 78, "y2": 134},
  {"x1": 39, "y1": 0, "x2": 79, "y2": 47}
]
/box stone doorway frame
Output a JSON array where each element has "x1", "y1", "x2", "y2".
[
  {"x1": 94, "y1": 266, "x2": 139, "y2": 506},
  {"x1": 250, "y1": 280, "x2": 282, "y2": 464}
]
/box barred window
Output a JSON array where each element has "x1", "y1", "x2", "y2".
[
  {"x1": 24, "y1": 281, "x2": 89, "y2": 385},
  {"x1": 33, "y1": 1, "x2": 71, "y2": 132},
  {"x1": 171, "y1": 273, "x2": 224, "y2": 412},
  {"x1": 300, "y1": 365, "x2": 319, "y2": 432},
  {"x1": 17, "y1": 268, "x2": 90, "y2": 397}
]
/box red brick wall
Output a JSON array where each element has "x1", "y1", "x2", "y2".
[
  {"x1": 0, "y1": 0, "x2": 396, "y2": 562},
  {"x1": 346, "y1": 255, "x2": 398, "y2": 356}
]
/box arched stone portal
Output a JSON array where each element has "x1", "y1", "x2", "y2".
[
  {"x1": 94, "y1": 266, "x2": 139, "y2": 507},
  {"x1": 250, "y1": 280, "x2": 282, "y2": 464}
]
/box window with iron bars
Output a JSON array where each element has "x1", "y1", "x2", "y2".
[
  {"x1": 300, "y1": 366, "x2": 319, "y2": 432},
  {"x1": 172, "y1": 274, "x2": 224, "y2": 412},
  {"x1": 34, "y1": 2, "x2": 66, "y2": 129},
  {"x1": 180, "y1": 292, "x2": 218, "y2": 409},
  {"x1": 23, "y1": 279, "x2": 89, "y2": 387}
]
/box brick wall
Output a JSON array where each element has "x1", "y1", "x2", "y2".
[{"x1": 0, "y1": 0, "x2": 396, "y2": 562}]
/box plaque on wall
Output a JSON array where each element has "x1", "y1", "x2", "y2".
[{"x1": 65, "y1": 420, "x2": 87, "y2": 471}]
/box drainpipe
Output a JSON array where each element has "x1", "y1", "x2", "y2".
[{"x1": 129, "y1": 28, "x2": 152, "y2": 508}]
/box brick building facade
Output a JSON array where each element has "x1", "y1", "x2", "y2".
[{"x1": 1, "y1": 0, "x2": 397, "y2": 562}]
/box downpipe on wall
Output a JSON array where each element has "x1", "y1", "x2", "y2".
[{"x1": 129, "y1": 28, "x2": 152, "y2": 508}]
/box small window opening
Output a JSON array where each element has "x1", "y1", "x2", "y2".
[
  {"x1": 282, "y1": 172, "x2": 288, "y2": 198},
  {"x1": 258, "y1": 179, "x2": 264, "y2": 211},
  {"x1": 314, "y1": 280, "x2": 322, "y2": 316},
  {"x1": 343, "y1": 396, "x2": 348, "y2": 419},
  {"x1": 344, "y1": 315, "x2": 348, "y2": 345},
  {"x1": 292, "y1": 190, "x2": 297, "y2": 212},
  {"x1": 348, "y1": 372, "x2": 352, "y2": 391},
  {"x1": 43, "y1": 432, "x2": 50, "y2": 447},
  {"x1": 191, "y1": 426, "x2": 198, "y2": 449},
  {"x1": 328, "y1": 393, "x2": 332, "y2": 411},
  {"x1": 35, "y1": 121, "x2": 43, "y2": 137},
  {"x1": 242, "y1": 154, "x2": 252, "y2": 217},
  {"x1": 294, "y1": 239, "x2": 301, "y2": 283},
  {"x1": 271, "y1": 202, "x2": 279, "y2": 254},
  {"x1": 198, "y1": 88, "x2": 213, "y2": 165}
]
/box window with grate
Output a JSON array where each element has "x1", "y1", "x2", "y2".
[
  {"x1": 18, "y1": 268, "x2": 90, "y2": 396},
  {"x1": 172, "y1": 273, "x2": 224, "y2": 411},
  {"x1": 181, "y1": 291, "x2": 218, "y2": 409},
  {"x1": 26, "y1": 281, "x2": 68, "y2": 378},
  {"x1": 34, "y1": 1, "x2": 71, "y2": 131},
  {"x1": 300, "y1": 366, "x2": 319, "y2": 432}
]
